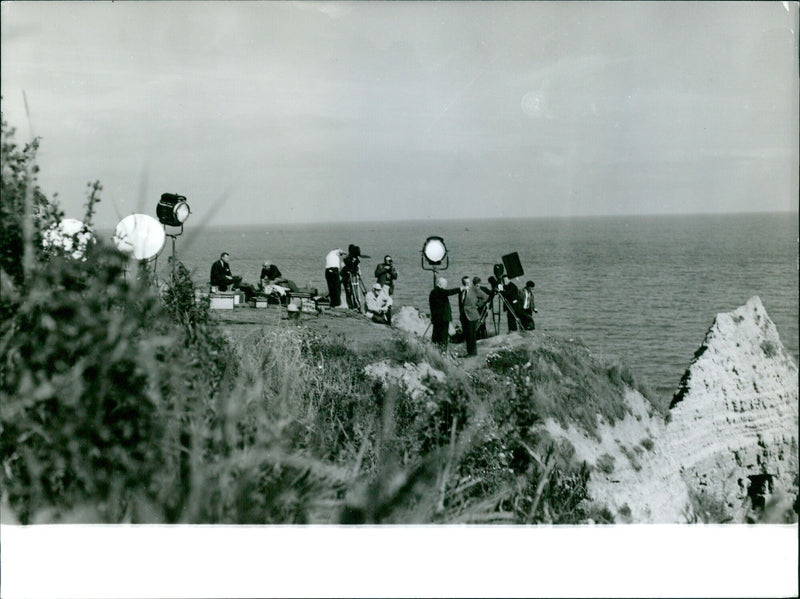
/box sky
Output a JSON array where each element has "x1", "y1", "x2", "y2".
[{"x1": 1, "y1": 1, "x2": 798, "y2": 228}]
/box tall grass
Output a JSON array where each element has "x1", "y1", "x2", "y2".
[
  {"x1": 483, "y1": 337, "x2": 660, "y2": 439},
  {"x1": 0, "y1": 114, "x2": 606, "y2": 524}
]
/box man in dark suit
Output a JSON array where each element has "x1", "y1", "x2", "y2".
[
  {"x1": 210, "y1": 252, "x2": 235, "y2": 291},
  {"x1": 260, "y1": 260, "x2": 299, "y2": 292},
  {"x1": 375, "y1": 255, "x2": 398, "y2": 295},
  {"x1": 458, "y1": 276, "x2": 489, "y2": 357},
  {"x1": 520, "y1": 280, "x2": 538, "y2": 330},
  {"x1": 429, "y1": 276, "x2": 460, "y2": 351},
  {"x1": 500, "y1": 274, "x2": 522, "y2": 332}
]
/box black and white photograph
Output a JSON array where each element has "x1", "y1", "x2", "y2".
[{"x1": 1, "y1": 2, "x2": 798, "y2": 597}]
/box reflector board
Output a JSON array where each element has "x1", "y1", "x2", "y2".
[
  {"x1": 502, "y1": 252, "x2": 524, "y2": 279},
  {"x1": 114, "y1": 214, "x2": 166, "y2": 261}
]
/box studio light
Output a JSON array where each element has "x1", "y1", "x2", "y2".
[
  {"x1": 156, "y1": 193, "x2": 191, "y2": 227},
  {"x1": 421, "y1": 236, "x2": 448, "y2": 287},
  {"x1": 422, "y1": 236, "x2": 448, "y2": 267}
]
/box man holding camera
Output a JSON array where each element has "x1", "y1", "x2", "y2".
[{"x1": 375, "y1": 255, "x2": 398, "y2": 295}]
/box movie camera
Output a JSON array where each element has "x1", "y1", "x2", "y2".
[{"x1": 481, "y1": 251, "x2": 525, "y2": 335}]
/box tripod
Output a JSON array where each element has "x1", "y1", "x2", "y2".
[
  {"x1": 480, "y1": 290, "x2": 523, "y2": 335},
  {"x1": 344, "y1": 269, "x2": 367, "y2": 313}
]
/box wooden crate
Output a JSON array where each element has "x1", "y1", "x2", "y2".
[
  {"x1": 209, "y1": 293, "x2": 235, "y2": 310},
  {"x1": 300, "y1": 297, "x2": 317, "y2": 313},
  {"x1": 249, "y1": 297, "x2": 269, "y2": 309}
]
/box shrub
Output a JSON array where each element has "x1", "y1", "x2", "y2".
[
  {"x1": 0, "y1": 243, "x2": 204, "y2": 522},
  {"x1": 481, "y1": 337, "x2": 658, "y2": 439},
  {"x1": 618, "y1": 503, "x2": 632, "y2": 522},
  {"x1": 596, "y1": 453, "x2": 615, "y2": 474},
  {"x1": 760, "y1": 340, "x2": 779, "y2": 359},
  {"x1": 688, "y1": 489, "x2": 732, "y2": 524}
]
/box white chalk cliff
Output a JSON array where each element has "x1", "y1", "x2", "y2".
[
  {"x1": 663, "y1": 296, "x2": 798, "y2": 520},
  {"x1": 545, "y1": 296, "x2": 798, "y2": 522}
]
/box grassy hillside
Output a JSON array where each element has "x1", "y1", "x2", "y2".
[
  {"x1": 0, "y1": 114, "x2": 660, "y2": 524},
  {"x1": 2, "y1": 242, "x2": 663, "y2": 524}
]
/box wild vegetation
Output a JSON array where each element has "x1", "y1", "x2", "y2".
[
  {"x1": 3, "y1": 113, "x2": 748, "y2": 525},
  {"x1": 0, "y1": 114, "x2": 652, "y2": 524}
]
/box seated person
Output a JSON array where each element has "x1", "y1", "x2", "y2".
[
  {"x1": 365, "y1": 282, "x2": 393, "y2": 325},
  {"x1": 210, "y1": 252, "x2": 236, "y2": 291},
  {"x1": 260, "y1": 260, "x2": 298, "y2": 292}
]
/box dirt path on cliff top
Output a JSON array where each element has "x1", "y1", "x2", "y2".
[
  {"x1": 212, "y1": 304, "x2": 540, "y2": 363},
  {"x1": 212, "y1": 304, "x2": 402, "y2": 350}
]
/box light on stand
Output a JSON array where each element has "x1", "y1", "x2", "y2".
[
  {"x1": 156, "y1": 193, "x2": 191, "y2": 227},
  {"x1": 156, "y1": 193, "x2": 191, "y2": 278},
  {"x1": 421, "y1": 236, "x2": 449, "y2": 287}
]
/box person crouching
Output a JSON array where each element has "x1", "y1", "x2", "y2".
[{"x1": 365, "y1": 282, "x2": 393, "y2": 325}]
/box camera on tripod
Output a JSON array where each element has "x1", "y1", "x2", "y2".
[{"x1": 481, "y1": 252, "x2": 525, "y2": 335}]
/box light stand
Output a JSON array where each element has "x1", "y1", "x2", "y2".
[{"x1": 165, "y1": 224, "x2": 184, "y2": 278}]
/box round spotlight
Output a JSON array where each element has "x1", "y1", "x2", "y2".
[
  {"x1": 156, "y1": 193, "x2": 191, "y2": 227},
  {"x1": 422, "y1": 236, "x2": 447, "y2": 265}
]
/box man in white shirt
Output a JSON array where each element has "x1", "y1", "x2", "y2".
[
  {"x1": 365, "y1": 282, "x2": 393, "y2": 325},
  {"x1": 325, "y1": 248, "x2": 346, "y2": 307}
]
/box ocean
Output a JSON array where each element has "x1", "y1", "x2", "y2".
[{"x1": 149, "y1": 212, "x2": 799, "y2": 405}]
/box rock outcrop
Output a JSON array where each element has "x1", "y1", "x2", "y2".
[
  {"x1": 392, "y1": 305, "x2": 455, "y2": 339},
  {"x1": 391, "y1": 306, "x2": 431, "y2": 338},
  {"x1": 544, "y1": 390, "x2": 694, "y2": 523},
  {"x1": 663, "y1": 296, "x2": 799, "y2": 520},
  {"x1": 533, "y1": 296, "x2": 797, "y2": 522},
  {"x1": 365, "y1": 360, "x2": 446, "y2": 400}
]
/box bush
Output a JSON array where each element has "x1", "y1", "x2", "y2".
[
  {"x1": 688, "y1": 489, "x2": 732, "y2": 524},
  {"x1": 0, "y1": 243, "x2": 232, "y2": 522},
  {"x1": 482, "y1": 338, "x2": 658, "y2": 438},
  {"x1": 596, "y1": 453, "x2": 616, "y2": 474}
]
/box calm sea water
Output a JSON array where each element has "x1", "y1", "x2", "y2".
[{"x1": 149, "y1": 213, "x2": 798, "y2": 404}]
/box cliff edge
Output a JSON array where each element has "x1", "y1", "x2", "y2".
[{"x1": 664, "y1": 296, "x2": 799, "y2": 521}]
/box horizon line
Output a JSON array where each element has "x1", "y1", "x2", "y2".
[{"x1": 92, "y1": 208, "x2": 799, "y2": 231}]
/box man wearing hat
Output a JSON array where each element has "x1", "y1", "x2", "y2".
[
  {"x1": 365, "y1": 282, "x2": 393, "y2": 325},
  {"x1": 429, "y1": 276, "x2": 460, "y2": 350}
]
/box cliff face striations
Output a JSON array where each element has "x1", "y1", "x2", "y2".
[
  {"x1": 663, "y1": 296, "x2": 799, "y2": 520},
  {"x1": 537, "y1": 296, "x2": 798, "y2": 522}
]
